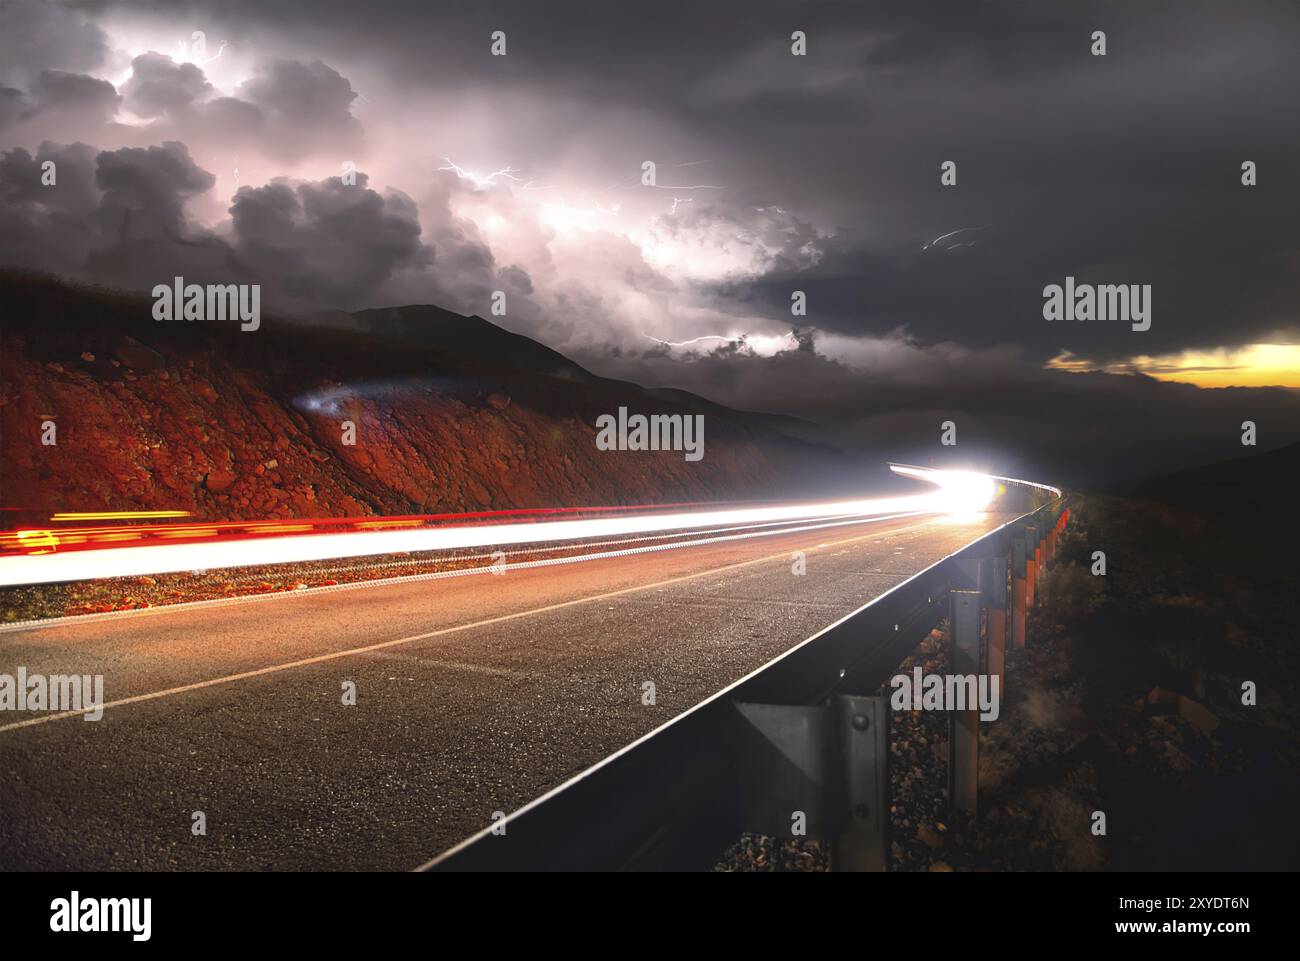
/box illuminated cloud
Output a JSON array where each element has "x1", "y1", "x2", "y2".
[{"x1": 1, "y1": 0, "x2": 1299, "y2": 483}]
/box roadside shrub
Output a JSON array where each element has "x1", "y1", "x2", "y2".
[{"x1": 1041, "y1": 563, "x2": 1105, "y2": 621}]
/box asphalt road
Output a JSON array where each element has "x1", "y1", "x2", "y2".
[{"x1": 0, "y1": 510, "x2": 1009, "y2": 870}]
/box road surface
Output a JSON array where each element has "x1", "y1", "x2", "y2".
[{"x1": 0, "y1": 510, "x2": 1009, "y2": 869}]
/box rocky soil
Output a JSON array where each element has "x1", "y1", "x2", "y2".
[{"x1": 0, "y1": 271, "x2": 852, "y2": 523}]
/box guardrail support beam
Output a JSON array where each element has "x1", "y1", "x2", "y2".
[
  {"x1": 1011, "y1": 537, "x2": 1027, "y2": 648},
  {"x1": 948, "y1": 589, "x2": 981, "y2": 814},
  {"x1": 834, "y1": 695, "x2": 889, "y2": 872},
  {"x1": 733, "y1": 694, "x2": 890, "y2": 872},
  {"x1": 987, "y1": 556, "x2": 1007, "y2": 698},
  {"x1": 1025, "y1": 524, "x2": 1038, "y2": 608}
]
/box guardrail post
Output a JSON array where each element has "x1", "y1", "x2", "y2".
[
  {"x1": 987, "y1": 556, "x2": 1007, "y2": 698},
  {"x1": 834, "y1": 695, "x2": 889, "y2": 872},
  {"x1": 734, "y1": 694, "x2": 890, "y2": 873},
  {"x1": 977, "y1": 555, "x2": 992, "y2": 642},
  {"x1": 1025, "y1": 524, "x2": 1038, "y2": 608},
  {"x1": 948, "y1": 589, "x2": 981, "y2": 814},
  {"x1": 1011, "y1": 536, "x2": 1027, "y2": 648}
]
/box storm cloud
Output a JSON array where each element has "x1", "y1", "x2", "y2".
[
  {"x1": 0, "y1": 142, "x2": 436, "y2": 311},
  {"x1": 228, "y1": 172, "x2": 428, "y2": 307},
  {"x1": 1, "y1": 0, "x2": 1298, "y2": 483}
]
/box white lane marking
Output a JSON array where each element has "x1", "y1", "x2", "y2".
[
  {"x1": 360, "y1": 651, "x2": 530, "y2": 680},
  {"x1": 0, "y1": 518, "x2": 943, "y2": 733}
]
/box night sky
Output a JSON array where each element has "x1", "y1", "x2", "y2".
[{"x1": 2, "y1": 0, "x2": 1298, "y2": 482}]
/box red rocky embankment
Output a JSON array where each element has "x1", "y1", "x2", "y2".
[{"x1": 0, "y1": 273, "x2": 849, "y2": 520}]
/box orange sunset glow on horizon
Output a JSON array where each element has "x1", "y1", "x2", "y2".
[{"x1": 1048, "y1": 344, "x2": 1300, "y2": 389}]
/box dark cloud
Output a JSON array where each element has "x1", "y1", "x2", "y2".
[
  {"x1": 498, "y1": 263, "x2": 532, "y2": 295},
  {"x1": 0, "y1": 0, "x2": 109, "y2": 87},
  {"x1": 160, "y1": 0, "x2": 1296, "y2": 364},
  {"x1": 3, "y1": 2, "x2": 1294, "y2": 365},
  {"x1": 228, "y1": 173, "x2": 429, "y2": 307},
  {"x1": 0, "y1": 87, "x2": 28, "y2": 129},
  {"x1": 385, "y1": 171, "x2": 499, "y2": 314},
  {"x1": 0, "y1": 143, "x2": 428, "y2": 312},
  {"x1": 235, "y1": 59, "x2": 361, "y2": 159},
  {"x1": 95, "y1": 141, "x2": 215, "y2": 239},
  {"x1": 29, "y1": 70, "x2": 121, "y2": 125},
  {"x1": 0, "y1": 141, "x2": 102, "y2": 272},
  {"x1": 111, "y1": 54, "x2": 365, "y2": 165},
  {"x1": 1, "y1": 46, "x2": 366, "y2": 172},
  {"x1": 121, "y1": 52, "x2": 214, "y2": 118}
]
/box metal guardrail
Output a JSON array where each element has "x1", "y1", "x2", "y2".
[{"x1": 421, "y1": 484, "x2": 1067, "y2": 872}]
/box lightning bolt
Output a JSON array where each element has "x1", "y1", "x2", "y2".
[
  {"x1": 609, "y1": 160, "x2": 724, "y2": 193},
  {"x1": 641, "y1": 329, "x2": 802, "y2": 353},
  {"x1": 643, "y1": 182, "x2": 723, "y2": 191},
  {"x1": 653, "y1": 161, "x2": 721, "y2": 190},
  {"x1": 922, "y1": 225, "x2": 987, "y2": 251},
  {"x1": 438, "y1": 158, "x2": 527, "y2": 188},
  {"x1": 541, "y1": 197, "x2": 621, "y2": 224},
  {"x1": 178, "y1": 38, "x2": 231, "y2": 66},
  {"x1": 641, "y1": 332, "x2": 740, "y2": 348}
]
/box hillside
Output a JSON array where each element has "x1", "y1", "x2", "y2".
[
  {"x1": 0, "y1": 271, "x2": 856, "y2": 521},
  {"x1": 1127, "y1": 440, "x2": 1299, "y2": 506}
]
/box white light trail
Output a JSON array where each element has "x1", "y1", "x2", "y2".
[
  {"x1": 0, "y1": 487, "x2": 977, "y2": 587},
  {"x1": 0, "y1": 468, "x2": 1049, "y2": 588},
  {"x1": 888, "y1": 464, "x2": 996, "y2": 515}
]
